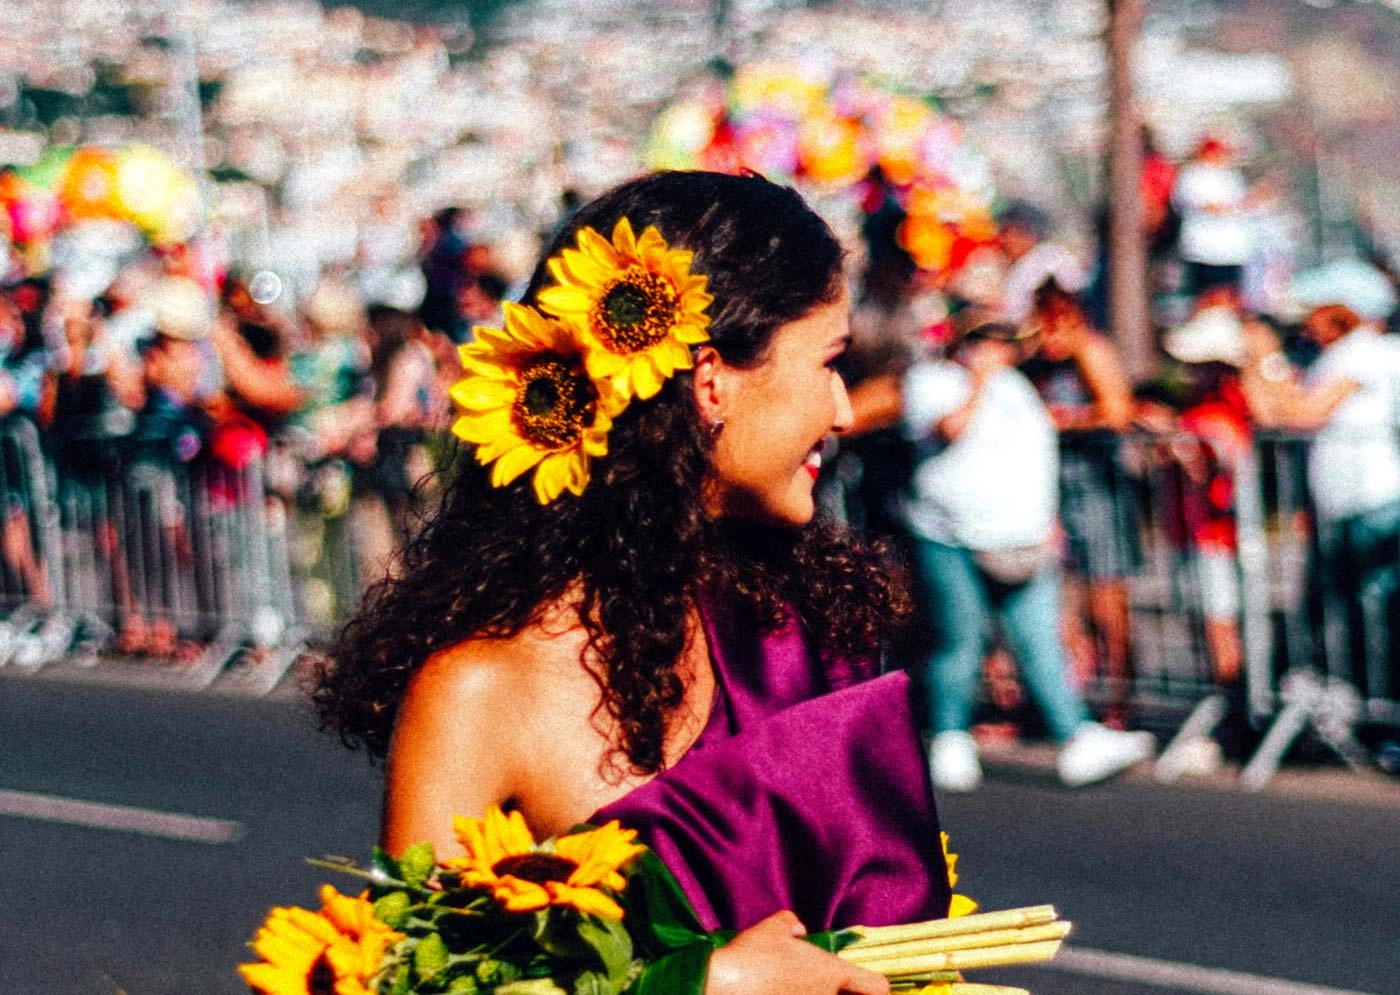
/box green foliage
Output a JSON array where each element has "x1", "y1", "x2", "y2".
[
  {"x1": 281, "y1": 825, "x2": 742, "y2": 995},
  {"x1": 399, "y1": 842, "x2": 438, "y2": 889},
  {"x1": 804, "y1": 927, "x2": 859, "y2": 954},
  {"x1": 619, "y1": 850, "x2": 710, "y2": 956},
  {"x1": 375, "y1": 891, "x2": 414, "y2": 929},
  {"x1": 576, "y1": 917, "x2": 633, "y2": 991},
  {"x1": 414, "y1": 933, "x2": 451, "y2": 981},
  {"x1": 626, "y1": 944, "x2": 712, "y2": 995}
]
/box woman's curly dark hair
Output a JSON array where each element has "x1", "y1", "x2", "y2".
[{"x1": 313, "y1": 171, "x2": 911, "y2": 773}]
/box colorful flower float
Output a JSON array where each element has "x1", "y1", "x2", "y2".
[
  {"x1": 647, "y1": 61, "x2": 998, "y2": 281},
  {"x1": 1, "y1": 142, "x2": 202, "y2": 263}
]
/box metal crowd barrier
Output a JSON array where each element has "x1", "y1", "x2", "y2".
[
  {"x1": 824, "y1": 424, "x2": 1400, "y2": 789},
  {"x1": 0, "y1": 415, "x2": 307, "y2": 692},
  {"x1": 1051, "y1": 429, "x2": 1399, "y2": 788},
  {"x1": 4, "y1": 408, "x2": 1398, "y2": 784}
]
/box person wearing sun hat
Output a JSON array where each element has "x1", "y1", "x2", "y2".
[
  {"x1": 133, "y1": 276, "x2": 220, "y2": 451},
  {"x1": 119, "y1": 275, "x2": 219, "y2": 658},
  {"x1": 1248, "y1": 258, "x2": 1400, "y2": 696},
  {"x1": 1145, "y1": 290, "x2": 1280, "y2": 777},
  {"x1": 901, "y1": 317, "x2": 1155, "y2": 792}
]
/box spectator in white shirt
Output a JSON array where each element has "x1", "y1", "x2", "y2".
[
  {"x1": 1246, "y1": 289, "x2": 1400, "y2": 696},
  {"x1": 901, "y1": 321, "x2": 1154, "y2": 792},
  {"x1": 1172, "y1": 136, "x2": 1255, "y2": 299}
]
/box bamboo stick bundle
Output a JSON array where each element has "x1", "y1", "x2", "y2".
[
  {"x1": 845, "y1": 906, "x2": 1059, "y2": 949},
  {"x1": 843, "y1": 921, "x2": 1071, "y2": 966},
  {"x1": 838, "y1": 905, "x2": 1071, "y2": 990}
]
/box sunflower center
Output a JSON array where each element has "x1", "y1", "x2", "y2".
[
  {"x1": 492, "y1": 852, "x2": 580, "y2": 884},
  {"x1": 512, "y1": 353, "x2": 596, "y2": 450},
  {"x1": 593, "y1": 268, "x2": 678, "y2": 354},
  {"x1": 306, "y1": 952, "x2": 337, "y2": 995}
]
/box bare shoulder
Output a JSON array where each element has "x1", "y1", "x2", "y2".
[{"x1": 382, "y1": 601, "x2": 596, "y2": 855}]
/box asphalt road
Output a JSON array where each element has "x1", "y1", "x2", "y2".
[{"x1": 1, "y1": 674, "x2": 1396, "y2": 995}]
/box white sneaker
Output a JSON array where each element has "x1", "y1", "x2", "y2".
[
  {"x1": 1057, "y1": 722, "x2": 1155, "y2": 788},
  {"x1": 928, "y1": 731, "x2": 983, "y2": 793},
  {"x1": 1154, "y1": 735, "x2": 1225, "y2": 783}
]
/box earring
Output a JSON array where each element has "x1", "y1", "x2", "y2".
[{"x1": 707, "y1": 418, "x2": 725, "y2": 440}]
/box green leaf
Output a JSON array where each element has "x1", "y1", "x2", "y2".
[
  {"x1": 447, "y1": 975, "x2": 479, "y2": 994},
  {"x1": 375, "y1": 891, "x2": 414, "y2": 929},
  {"x1": 620, "y1": 851, "x2": 710, "y2": 956},
  {"x1": 476, "y1": 959, "x2": 522, "y2": 986},
  {"x1": 494, "y1": 980, "x2": 568, "y2": 995},
  {"x1": 577, "y1": 916, "x2": 633, "y2": 991},
  {"x1": 414, "y1": 934, "x2": 450, "y2": 981},
  {"x1": 400, "y1": 841, "x2": 438, "y2": 889},
  {"x1": 803, "y1": 928, "x2": 859, "y2": 954},
  {"x1": 571, "y1": 970, "x2": 613, "y2": 995},
  {"x1": 388, "y1": 962, "x2": 412, "y2": 995},
  {"x1": 373, "y1": 846, "x2": 404, "y2": 882},
  {"x1": 625, "y1": 944, "x2": 711, "y2": 995}
]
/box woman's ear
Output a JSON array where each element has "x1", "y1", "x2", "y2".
[{"x1": 691, "y1": 345, "x2": 726, "y2": 424}]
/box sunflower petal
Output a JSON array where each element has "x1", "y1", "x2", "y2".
[
  {"x1": 545, "y1": 882, "x2": 625, "y2": 920},
  {"x1": 584, "y1": 347, "x2": 626, "y2": 380},
  {"x1": 474, "y1": 431, "x2": 526, "y2": 465},
  {"x1": 450, "y1": 376, "x2": 515, "y2": 410},
  {"x1": 495, "y1": 875, "x2": 552, "y2": 912},
  {"x1": 537, "y1": 284, "x2": 597, "y2": 317},
  {"x1": 559, "y1": 248, "x2": 613, "y2": 288},
  {"x1": 535, "y1": 451, "x2": 587, "y2": 504},
  {"x1": 637, "y1": 227, "x2": 678, "y2": 265},
  {"x1": 625, "y1": 358, "x2": 666, "y2": 401},
  {"x1": 500, "y1": 807, "x2": 538, "y2": 854},
  {"x1": 503, "y1": 302, "x2": 556, "y2": 348},
  {"x1": 950, "y1": 893, "x2": 980, "y2": 918},
  {"x1": 452, "y1": 409, "x2": 513, "y2": 444}
]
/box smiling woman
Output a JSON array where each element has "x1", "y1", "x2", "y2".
[{"x1": 313, "y1": 171, "x2": 951, "y2": 995}]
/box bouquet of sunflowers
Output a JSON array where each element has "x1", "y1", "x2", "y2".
[{"x1": 240, "y1": 806, "x2": 1067, "y2": 995}]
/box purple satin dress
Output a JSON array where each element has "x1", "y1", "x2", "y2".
[{"x1": 592, "y1": 599, "x2": 952, "y2": 932}]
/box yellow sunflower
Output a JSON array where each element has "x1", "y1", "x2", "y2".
[
  {"x1": 536, "y1": 217, "x2": 712, "y2": 402},
  {"x1": 442, "y1": 806, "x2": 647, "y2": 920},
  {"x1": 240, "y1": 885, "x2": 403, "y2": 995},
  {"x1": 450, "y1": 302, "x2": 621, "y2": 504},
  {"x1": 941, "y1": 832, "x2": 979, "y2": 918}
]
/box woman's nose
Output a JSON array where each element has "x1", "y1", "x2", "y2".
[{"x1": 831, "y1": 374, "x2": 855, "y2": 434}]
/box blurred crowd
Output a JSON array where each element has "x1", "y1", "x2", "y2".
[
  {"x1": 2, "y1": 109, "x2": 1399, "y2": 781},
  {"x1": 0, "y1": 200, "x2": 523, "y2": 664},
  {"x1": 829, "y1": 130, "x2": 1400, "y2": 786}
]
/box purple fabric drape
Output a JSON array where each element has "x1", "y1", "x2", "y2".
[{"x1": 592, "y1": 601, "x2": 952, "y2": 932}]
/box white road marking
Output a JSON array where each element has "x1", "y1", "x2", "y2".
[
  {"x1": 0, "y1": 789, "x2": 243, "y2": 844},
  {"x1": 1050, "y1": 946, "x2": 1381, "y2": 995}
]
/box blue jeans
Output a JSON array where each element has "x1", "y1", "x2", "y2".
[{"x1": 910, "y1": 538, "x2": 1088, "y2": 742}]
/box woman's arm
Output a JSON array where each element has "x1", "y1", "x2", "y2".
[
  {"x1": 710, "y1": 912, "x2": 890, "y2": 995},
  {"x1": 384, "y1": 638, "x2": 893, "y2": 995},
  {"x1": 1242, "y1": 372, "x2": 1359, "y2": 432},
  {"x1": 1070, "y1": 334, "x2": 1134, "y2": 433},
  {"x1": 210, "y1": 313, "x2": 306, "y2": 415}
]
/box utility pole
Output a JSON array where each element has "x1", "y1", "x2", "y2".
[{"x1": 1106, "y1": 0, "x2": 1152, "y2": 381}]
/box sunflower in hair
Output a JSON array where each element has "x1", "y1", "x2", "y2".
[
  {"x1": 537, "y1": 218, "x2": 712, "y2": 402},
  {"x1": 451, "y1": 302, "x2": 622, "y2": 504}
]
